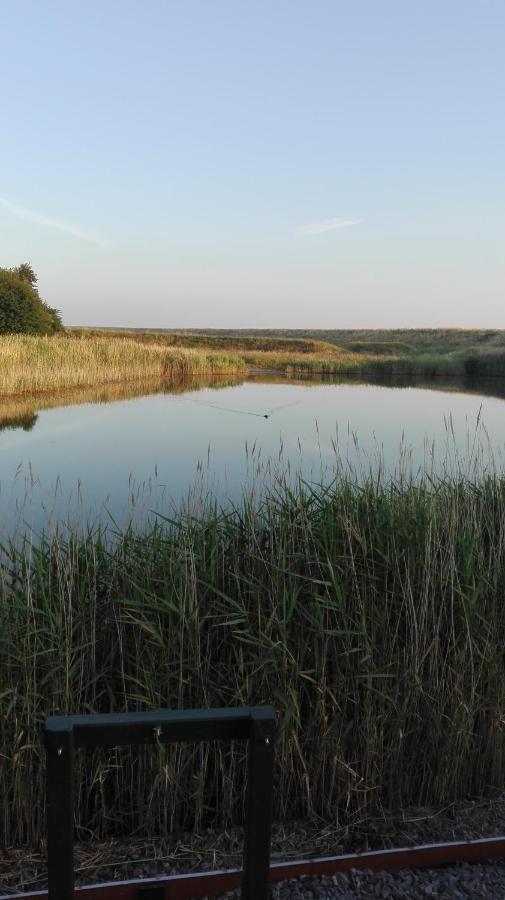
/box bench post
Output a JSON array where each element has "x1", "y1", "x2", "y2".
[
  {"x1": 242, "y1": 708, "x2": 276, "y2": 900},
  {"x1": 45, "y1": 720, "x2": 74, "y2": 900}
]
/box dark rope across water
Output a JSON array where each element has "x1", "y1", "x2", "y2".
[{"x1": 188, "y1": 399, "x2": 301, "y2": 419}]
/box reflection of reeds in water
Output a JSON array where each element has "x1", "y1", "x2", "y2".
[
  {"x1": 0, "y1": 374, "x2": 245, "y2": 431},
  {"x1": 3, "y1": 372, "x2": 505, "y2": 433},
  {"x1": 2, "y1": 435, "x2": 505, "y2": 846},
  {"x1": 0, "y1": 411, "x2": 39, "y2": 432},
  {"x1": 247, "y1": 371, "x2": 505, "y2": 401},
  {"x1": 0, "y1": 335, "x2": 246, "y2": 396}
]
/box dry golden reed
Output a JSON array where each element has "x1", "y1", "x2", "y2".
[{"x1": 0, "y1": 335, "x2": 245, "y2": 395}]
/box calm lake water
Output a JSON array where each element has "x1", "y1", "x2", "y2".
[{"x1": 1, "y1": 374, "x2": 505, "y2": 535}]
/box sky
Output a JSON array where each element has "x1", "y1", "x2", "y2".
[{"x1": 0, "y1": 0, "x2": 504, "y2": 329}]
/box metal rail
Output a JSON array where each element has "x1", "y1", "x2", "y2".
[
  {"x1": 44, "y1": 707, "x2": 276, "y2": 900},
  {"x1": 4, "y1": 835, "x2": 505, "y2": 900}
]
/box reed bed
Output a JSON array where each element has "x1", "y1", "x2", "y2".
[
  {"x1": 2, "y1": 467, "x2": 505, "y2": 846},
  {"x1": 244, "y1": 348, "x2": 505, "y2": 378},
  {"x1": 238, "y1": 347, "x2": 466, "y2": 376},
  {"x1": 0, "y1": 335, "x2": 245, "y2": 395},
  {"x1": 356, "y1": 349, "x2": 505, "y2": 378},
  {"x1": 4, "y1": 334, "x2": 503, "y2": 397}
]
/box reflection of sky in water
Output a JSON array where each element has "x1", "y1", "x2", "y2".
[{"x1": 1, "y1": 378, "x2": 505, "y2": 537}]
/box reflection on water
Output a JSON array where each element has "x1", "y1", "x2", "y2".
[
  {"x1": 1, "y1": 373, "x2": 505, "y2": 538},
  {"x1": 2, "y1": 373, "x2": 505, "y2": 434},
  {"x1": 247, "y1": 372, "x2": 505, "y2": 400},
  {"x1": 0, "y1": 412, "x2": 39, "y2": 433},
  {"x1": 0, "y1": 374, "x2": 245, "y2": 432}
]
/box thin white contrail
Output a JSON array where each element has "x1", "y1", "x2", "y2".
[
  {"x1": 0, "y1": 196, "x2": 106, "y2": 247},
  {"x1": 297, "y1": 216, "x2": 362, "y2": 236}
]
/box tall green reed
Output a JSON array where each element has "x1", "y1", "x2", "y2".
[{"x1": 2, "y1": 467, "x2": 505, "y2": 844}]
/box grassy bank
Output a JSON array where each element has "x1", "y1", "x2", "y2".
[
  {"x1": 0, "y1": 335, "x2": 245, "y2": 395},
  {"x1": 70, "y1": 327, "x2": 338, "y2": 355},
  {"x1": 2, "y1": 471, "x2": 505, "y2": 844},
  {"x1": 3, "y1": 331, "x2": 505, "y2": 395},
  {"x1": 152, "y1": 326, "x2": 505, "y2": 353},
  {"x1": 242, "y1": 348, "x2": 380, "y2": 373},
  {"x1": 270, "y1": 348, "x2": 505, "y2": 378},
  {"x1": 67, "y1": 328, "x2": 505, "y2": 380}
]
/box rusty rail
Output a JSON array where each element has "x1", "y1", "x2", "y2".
[{"x1": 3, "y1": 835, "x2": 505, "y2": 900}]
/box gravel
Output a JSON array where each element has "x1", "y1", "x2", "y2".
[
  {"x1": 220, "y1": 862, "x2": 505, "y2": 898},
  {"x1": 4, "y1": 796, "x2": 505, "y2": 895}
]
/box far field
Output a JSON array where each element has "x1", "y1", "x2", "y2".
[
  {"x1": 1, "y1": 327, "x2": 505, "y2": 397},
  {"x1": 83, "y1": 325, "x2": 505, "y2": 353}
]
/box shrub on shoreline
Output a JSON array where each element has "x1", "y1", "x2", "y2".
[{"x1": 0, "y1": 265, "x2": 62, "y2": 335}]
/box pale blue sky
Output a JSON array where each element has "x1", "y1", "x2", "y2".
[{"x1": 1, "y1": 0, "x2": 504, "y2": 328}]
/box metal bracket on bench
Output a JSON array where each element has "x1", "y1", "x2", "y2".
[{"x1": 45, "y1": 706, "x2": 275, "y2": 900}]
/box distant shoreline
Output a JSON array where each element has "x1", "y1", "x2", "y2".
[{"x1": 0, "y1": 328, "x2": 504, "y2": 398}]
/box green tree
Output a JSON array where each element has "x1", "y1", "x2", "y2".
[
  {"x1": 0, "y1": 265, "x2": 63, "y2": 335},
  {"x1": 14, "y1": 262, "x2": 38, "y2": 286}
]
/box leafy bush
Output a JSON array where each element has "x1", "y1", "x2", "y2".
[{"x1": 0, "y1": 264, "x2": 62, "y2": 335}]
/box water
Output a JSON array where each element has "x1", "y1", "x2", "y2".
[{"x1": 1, "y1": 374, "x2": 505, "y2": 536}]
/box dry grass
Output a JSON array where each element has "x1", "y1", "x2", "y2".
[
  {"x1": 77, "y1": 328, "x2": 505, "y2": 379},
  {"x1": 0, "y1": 335, "x2": 245, "y2": 396},
  {"x1": 69, "y1": 327, "x2": 339, "y2": 354},
  {"x1": 5, "y1": 331, "x2": 503, "y2": 398},
  {"x1": 242, "y1": 348, "x2": 381, "y2": 373}
]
